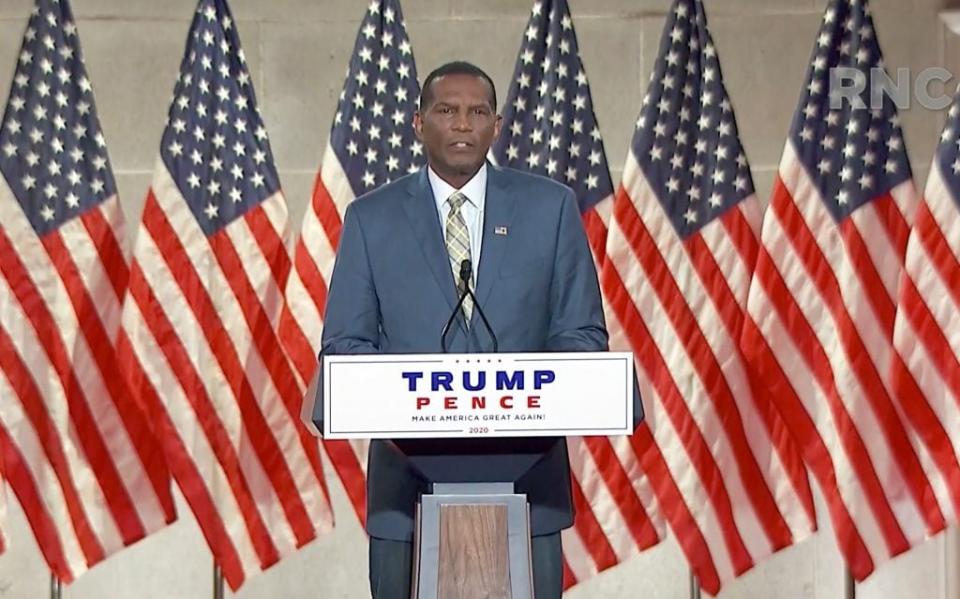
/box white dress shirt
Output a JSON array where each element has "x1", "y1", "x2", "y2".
[{"x1": 427, "y1": 164, "x2": 487, "y2": 285}]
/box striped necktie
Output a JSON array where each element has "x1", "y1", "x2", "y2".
[{"x1": 446, "y1": 191, "x2": 472, "y2": 324}]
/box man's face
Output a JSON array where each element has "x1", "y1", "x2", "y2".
[{"x1": 414, "y1": 74, "x2": 502, "y2": 185}]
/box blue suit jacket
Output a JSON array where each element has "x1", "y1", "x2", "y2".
[{"x1": 320, "y1": 164, "x2": 618, "y2": 541}]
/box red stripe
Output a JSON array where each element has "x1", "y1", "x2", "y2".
[
  {"x1": 80, "y1": 204, "x2": 128, "y2": 302},
  {"x1": 136, "y1": 195, "x2": 282, "y2": 564},
  {"x1": 44, "y1": 230, "x2": 171, "y2": 539},
  {"x1": 0, "y1": 326, "x2": 104, "y2": 570},
  {"x1": 841, "y1": 201, "x2": 898, "y2": 337},
  {"x1": 874, "y1": 189, "x2": 912, "y2": 259},
  {"x1": 278, "y1": 303, "x2": 319, "y2": 387},
  {"x1": 773, "y1": 181, "x2": 944, "y2": 535},
  {"x1": 916, "y1": 201, "x2": 960, "y2": 313},
  {"x1": 605, "y1": 187, "x2": 753, "y2": 573},
  {"x1": 116, "y1": 331, "x2": 247, "y2": 590},
  {"x1": 569, "y1": 474, "x2": 618, "y2": 573},
  {"x1": 322, "y1": 439, "x2": 368, "y2": 526},
  {"x1": 582, "y1": 206, "x2": 608, "y2": 269},
  {"x1": 740, "y1": 311, "x2": 874, "y2": 578},
  {"x1": 313, "y1": 174, "x2": 344, "y2": 251},
  {"x1": 633, "y1": 426, "x2": 721, "y2": 594},
  {"x1": 144, "y1": 194, "x2": 316, "y2": 547},
  {"x1": 0, "y1": 423, "x2": 72, "y2": 581},
  {"x1": 581, "y1": 436, "x2": 660, "y2": 549}
]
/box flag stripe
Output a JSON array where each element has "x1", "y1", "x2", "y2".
[
  {"x1": 125, "y1": 256, "x2": 281, "y2": 568},
  {"x1": 41, "y1": 230, "x2": 159, "y2": 540},
  {"x1": 633, "y1": 425, "x2": 720, "y2": 593},
  {"x1": 0, "y1": 322, "x2": 103, "y2": 567},
  {"x1": 771, "y1": 176, "x2": 944, "y2": 535},
  {"x1": 0, "y1": 224, "x2": 144, "y2": 546},
  {"x1": 579, "y1": 436, "x2": 659, "y2": 549},
  {"x1": 144, "y1": 182, "x2": 322, "y2": 541},
  {"x1": 79, "y1": 203, "x2": 128, "y2": 302},
  {"x1": 0, "y1": 418, "x2": 74, "y2": 578},
  {"x1": 116, "y1": 326, "x2": 257, "y2": 588},
  {"x1": 607, "y1": 184, "x2": 754, "y2": 572},
  {"x1": 569, "y1": 474, "x2": 618, "y2": 572},
  {"x1": 741, "y1": 310, "x2": 874, "y2": 577}
]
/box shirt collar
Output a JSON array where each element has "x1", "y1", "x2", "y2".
[{"x1": 427, "y1": 163, "x2": 488, "y2": 210}]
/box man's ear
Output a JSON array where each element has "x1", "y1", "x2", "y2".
[{"x1": 413, "y1": 111, "x2": 424, "y2": 140}]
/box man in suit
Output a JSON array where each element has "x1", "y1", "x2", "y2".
[{"x1": 321, "y1": 61, "x2": 610, "y2": 599}]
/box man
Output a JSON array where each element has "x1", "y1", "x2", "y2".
[{"x1": 321, "y1": 61, "x2": 608, "y2": 598}]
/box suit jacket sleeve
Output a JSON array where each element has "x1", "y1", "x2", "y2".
[
  {"x1": 321, "y1": 202, "x2": 382, "y2": 356},
  {"x1": 544, "y1": 188, "x2": 608, "y2": 353},
  {"x1": 311, "y1": 203, "x2": 381, "y2": 433}
]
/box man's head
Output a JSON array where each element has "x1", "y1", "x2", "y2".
[{"x1": 414, "y1": 61, "x2": 502, "y2": 188}]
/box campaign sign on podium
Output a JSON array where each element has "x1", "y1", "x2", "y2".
[{"x1": 321, "y1": 351, "x2": 633, "y2": 440}]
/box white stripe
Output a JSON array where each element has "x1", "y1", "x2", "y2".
[
  {"x1": 560, "y1": 525, "x2": 595, "y2": 583},
  {"x1": 121, "y1": 299, "x2": 263, "y2": 576},
  {"x1": 321, "y1": 141, "x2": 359, "y2": 219},
  {"x1": 0, "y1": 368, "x2": 88, "y2": 578}
]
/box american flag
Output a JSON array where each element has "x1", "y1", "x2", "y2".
[
  {"x1": 741, "y1": 0, "x2": 946, "y2": 580},
  {"x1": 491, "y1": 0, "x2": 664, "y2": 588},
  {"x1": 116, "y1": 0, "x2": 332, "y2": 590},
  {"x1": 281, "y1": 0, "x2": 423, "y2": 524},
  {"x1": 0, "y1": 0, "x2": 175, "y2": 582},
  {"x1": 890, "y1": 85, "x2": 960, "y2": 535},
  {"x1": 600, "y1": 0, "x2": 816, "y2": 592}
]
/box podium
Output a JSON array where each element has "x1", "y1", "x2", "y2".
[{"x1": 309, "y1": 352, "x2": 635, "y2": 599}]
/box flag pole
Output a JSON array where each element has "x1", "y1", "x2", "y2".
[
  {"x1": 844, "y1": 568, "x2": 856, "y2": 599},
  {"x1": 689, "y1": 569, "x2": 702, "y2": 599},
  {"x1": 49, "y1": 574, "x2": 61, "y2": 599},
  {"x1": 213, "y1": 563, "x2": 225, "y2": 599}
]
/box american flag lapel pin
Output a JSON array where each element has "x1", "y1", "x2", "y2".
[{"x1": 495, "y1": 226, "x2": 508, "y2": 235}]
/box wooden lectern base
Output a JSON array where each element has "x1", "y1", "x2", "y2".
[{"x1": 410, "y1": 483, "x2": 534, "y2": 599}]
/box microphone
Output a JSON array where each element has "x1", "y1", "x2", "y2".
[{"x1": 440, "y1": 259, "x2": 499, "y2": 353}]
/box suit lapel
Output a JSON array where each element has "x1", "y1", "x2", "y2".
[
  {"x1": 475, "y1": 165, "x2": 517, "y2": 309},
  {"x1": 401, "y1": 169, "x2": 459, "y2": 311}
]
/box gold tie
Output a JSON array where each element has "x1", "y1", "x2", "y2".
[{"x1": 446, "y1": 192, "x2": 472, "y2": 324}]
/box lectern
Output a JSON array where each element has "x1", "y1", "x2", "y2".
[{"x1": 309, "y1": 351, "x2": 635, "y2": 599}]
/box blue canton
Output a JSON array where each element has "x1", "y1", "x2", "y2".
[
  {"x1": 0, "y1": 0, "x2": 117, "y2": 236},
  {"x1": 936, "y1": 92, "x2": 960, "y2": 210},
  {"x1": 633, "y1": 0, "x2": 754, "y2": 240},
  {"x1": 493, "y1": 0, "x2": 613, "y2": 214},
  {"x1": 331, "y1": 0, "x2": 423, "y2": 193},
  {"x1": 789, "y1": 0, "x2": 911, "y2": 223},
  {"x1": 160, "y1": 0, "x2": 279, "y2": 236}
]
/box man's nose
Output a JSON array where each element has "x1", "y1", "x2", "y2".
[{"x1": 452, "y1": 110, "x2": 472, "y2": 131}]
